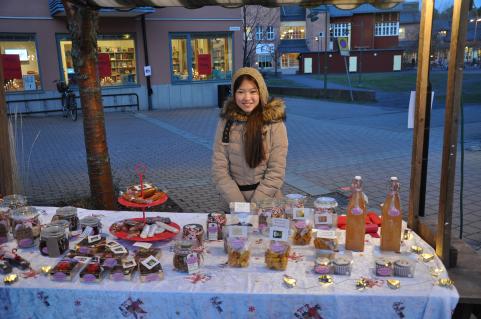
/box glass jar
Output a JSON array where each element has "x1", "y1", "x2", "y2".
[
  {"x1": 285, "y1": 194, "x2": 305, "y2": 220},
  {"x1": 80, "y1": 216, "x2": 102, "y2": 235},
  {"x1": 206, "y1": 212, "x2": 226, "y2": 240},
  {"x1": 313, "y1": 197, "x2": 338, "y2": 229},
  {"x1": 182, "y1": 224, "x2": 204, "y2": 247},
  {"x1": 39, "y1": 225, "x2": 69, "y2": 257},
  {"x1": 227, "y1": 237, "x2": 250, "y2": 268},
  {"x1": 10, "y1": 206, "x2": 40, "y2": 248},
  {"x1": 256, "y1": 198, "x2": 286, "y2": 234},
  {"x1": 50, "y1": 220, "x2": 70, "y2": 239},
  {"x1": 291, "y1": 219, "x2": 313, "y2": 245},
  {"x1": 1, "y1": 194, "x2": 27, "y2": 231},
  {"x1": 265, "y1": 240, "x2": 290, "y2": 271},
  {"x1": 173, "y1": 240, "x2": 201, "y2": 273},
  {"x1": 53, "y1": 206, "x2": 79, "y2": 231}
]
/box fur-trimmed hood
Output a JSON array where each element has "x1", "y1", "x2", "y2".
[{"x1": 220, "y1": 97, "x2": 286, "y2": 123}]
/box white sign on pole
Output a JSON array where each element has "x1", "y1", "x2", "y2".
[
  {"x1": 144, "y1": 66, "x2": 152, "y2": 77},
  {"x1": 408, "y1": 90, "x2": 435, "y2": 129},
  {"x1": 304, "y1": 57, "x2": 312, "y2": 73}
]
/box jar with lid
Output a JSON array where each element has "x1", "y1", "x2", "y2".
[
  {"x1": 39, "y1": 225, "x2": 69, "y2": 257},
  {"x1": 173, "y1": 240, "x2": 201, "y2": 273},
  {"x1": 1, "y1": 194, "x2": 27, "y2": 232},
  {"x1": 53, "y1": 206, "x2": 79, "y2": 231},
  {"x1": 50, "y1": 220, "x2": 70, "y2": 239},
  {"x1": 79, "y1": 216, "x2": 102, "y2": 235},
  {"x1": 285, "y1": 194, "x2": 305, "y2": 220},
  {"x1": 10, "y1": 206, "x2": 40, "y2": 248},
  {"x1": 256, "y1": 198, "x2": 286, "y2": 234},
  {"x1": 182, "y1": 224, "x2": 204, "y2": 247},
  {"x1": 313, "y1": 197, "x2": 338, "y2": 230},
  {"x1": 206, "y1": 212, "x2": 226, "y2": 240}
]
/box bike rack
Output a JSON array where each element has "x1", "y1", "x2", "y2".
[{"x1": 6, "y1": 92, "x2": 140, "y2": 115}]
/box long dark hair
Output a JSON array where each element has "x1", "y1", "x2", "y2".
[{"x1": 233, "y1": 74, "x2": 265, "y2": 168}]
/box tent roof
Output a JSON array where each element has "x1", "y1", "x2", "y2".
[{"x1": 85, "y1": 0, "x2": 403, "y2": 10}]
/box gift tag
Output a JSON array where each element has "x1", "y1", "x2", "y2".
[
  {"x1": 123, "y1": 259, "x2": 137, "y2": 269},
  {"x1": 228, "y1": 225, "x2": 248, "y2": 238},
  {"x1": 233, "y1": 202, "x2": 250, "y2": 213},
  {"x1": 133, "y1": 242, "x2": 152, "y2": 249},
  {"x1": 269, "y1": 226, "x2": 289, "y2": 242},
  {"x1": 87, "y1": 234, "x2": 101, "y2": 244},
  {"x1": 315, "y1": 213, "x2": 333, "y2": 226},
  {"x1": 186, "y1": 253, "x2": 199, "y2": 274},
  {"x1": 106, "y1": 240, "x2": 121, "y2": 249},
  {"x1": 271, "y1": 218, "x2": 289, "y2": 229},
  {"x1": 80, "y1": 226, "x2": 93, "y2": 238},
  {"x1": 111, "y1": 245, "x2": 128, "y2": 255},
  {"x1": 316, "y1": 230, "x2": 337, "y2": 239},
  {"x1": 141, "y1": 255, "x2": 160, "y2": 270},
  {"x1": 207, "y1": 222, "x2": 219, "y2": 241},
  {"x1": 293, "y1": 207, "x2": 307, "y2": 220}
]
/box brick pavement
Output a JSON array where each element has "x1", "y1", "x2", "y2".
[{"x1": 10, "y1": 96, "x2": 481, "y2": 251}]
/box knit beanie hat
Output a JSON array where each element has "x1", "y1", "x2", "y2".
[{"x1": 231, "y1": 67, "x2": 269, "y2": 106}]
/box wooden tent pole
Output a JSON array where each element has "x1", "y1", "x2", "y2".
[
  {"x1": 408, "y1": 0, "x2": 434, "y2": 232},
  {"x1": 0, "y1": 57, "x2": 15, "y2": 197},
  {"x1": 436, "y1": 0, "x2": 470, "y2": 267}
]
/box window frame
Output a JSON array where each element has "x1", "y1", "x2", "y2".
[
  {"x1": 374, "y1": 22, "x2": 399, "y2": 36},
  {"x1": 266, "y1": 26, "x2": 275, "y2": 41},
  {"x1": 255, "y1": 26, "x2": 263, "y2": 41},
  {"x1": 1, "y1": 32, "x2": 43, "y2": 94},
  {"x1": 169, "y1": 32, "x2": 234, "y2": 84},
  {"x1": 55, "y1": 33, "x2": 140, "y2": 88}
]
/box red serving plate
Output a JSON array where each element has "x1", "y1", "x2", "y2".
[
  {"x1": 117, "y1": 192, "x2": 168, "y2": 209},
  {"x1": 109, "y1": 218, "x2": 180, "y2": 242}
]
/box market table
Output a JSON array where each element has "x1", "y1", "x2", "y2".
[{"x1": 0, "y1": 208, "x2": 458, "y2": 319}]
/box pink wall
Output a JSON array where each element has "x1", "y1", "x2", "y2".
[{"x1": 1, "y1": 3, "x2": 243, "y2": 91}]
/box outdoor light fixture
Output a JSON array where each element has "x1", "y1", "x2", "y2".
[{"x1": 373, "y1": 53, "x2": 377, "y2": 56}]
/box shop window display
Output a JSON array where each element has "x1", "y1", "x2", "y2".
[
  {"x1": 1, "y1": 33, "x2": 42, "y2": 92},
  {"x1": 170, "y1": 33, "x2": 232, "y2": 82},
  {"x1": 58, "y1": 34, "x2": 137, "y2": 87}
]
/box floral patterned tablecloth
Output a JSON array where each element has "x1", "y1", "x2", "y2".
[{"x1": 0, "y1": 208, "x2": 458, "y2": 319}]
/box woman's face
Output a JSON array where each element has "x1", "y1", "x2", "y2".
[{"x1": 235, "y1": 79, "x2": 260, "y2": 114}]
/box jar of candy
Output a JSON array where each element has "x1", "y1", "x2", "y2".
[
  {"x1": 10, "y1": 206, "x2": 40, "y2": 248},
  {"x1": 53, "y1": 206, "x2": 79, "y2": 231},
  {"x1": 50, "y1": 220, "x2": 70, "y2": 239},
  {"x1": 206, "y1": 212, "x2": 227, "y2": 240},
  {"x1": 79, "y1": 216, "x2": 102, "y2": 235},
  {"x1": 227, "y1": 237, "x2": 250, "y2": 268},
  {"x1": 256, "y1": 198, "x2": 286, "y2": 234},
  {"x1": 313, "y1": 197, "x2": 338, "y2": 230},
  {"x1": 265, "y1": 240, "x2": 290, "y2": 271},
  {"x1": 291, "y1": 219, "x2": 313, "y2": 245},
  {"x1": 39, "y1": 225, "x2": 69, "y2": 257},
  {"x1": 182, "y1": 224, "x2": 204, "y2": 247},
  {"x1": 285, "y1": 194, "x2": 305, "y2": 220},
  {"x1": 1, "y1": 194, "x2": 27, "y2": 232},
  {"x1": 173, "y1": 240, "x2": 201, "y2": 273}
]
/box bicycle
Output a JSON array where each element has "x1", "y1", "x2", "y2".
[{"x1": 55, "y1": 80, "x2": 78, "y2": 121}]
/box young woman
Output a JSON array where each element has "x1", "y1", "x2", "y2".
[{"x1": 212, "y1": 67, "x2": 288, "y2": 206}]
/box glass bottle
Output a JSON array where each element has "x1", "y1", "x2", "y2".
[
  {"x1": 380, "y1": 177, "x2": 402, "y2": 252},
  {"x1": 345, "y1": 176, "x2": 367, "y2": 251}
]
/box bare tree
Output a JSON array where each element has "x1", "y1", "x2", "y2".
[
  {"x1": 242, "y1": 6, "x2": 279, "y2": 68},
  {"x1": 62, "y1": 0, "x2": 115, "y2": 209}
]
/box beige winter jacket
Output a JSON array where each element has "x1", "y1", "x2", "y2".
[{"x1": 212, "y1": 97, "x2": 288, "y2": 206}]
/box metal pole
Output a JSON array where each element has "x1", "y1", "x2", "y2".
[
  {"x1": 323, "y1": 7, "x2": 328, "y2": 94},
  {"x1": 141, "y1": 15, "x2": 153, "y2": 111},
  {"x1": 358, "y1": 20, "x2": 363, "y2": 84},
  {"x1": 317, "y1": 37, "x2": 321, "y2": 97},
  {"x1": 343, "y1": 56, "x2": 354, "y2": 101}
]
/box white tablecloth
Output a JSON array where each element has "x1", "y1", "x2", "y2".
[{"x1": 0, "y1": 208, "x2": 458, "y2": 319}]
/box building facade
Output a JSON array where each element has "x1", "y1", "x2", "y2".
[
  {"x1": 1, "y1": 1, "x2": 243, "y2": 112},
  {"x1": 300, "y1": 4, "x2": 403, "y2": 74}
]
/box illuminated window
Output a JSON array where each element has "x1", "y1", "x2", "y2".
[
  {"x1": 280, "y1": 53, "x2": 299, "y2": 68},
  {"x1": 280, "y1": 22, "x2": 306, "y2": 40},
  {"x1": 58, "y1": 34, "x2": 137, "y2": 87},
  {"x1": 171, "y1": 33, "x2": 233, "y2": 82},
  {"x1": 331, "y1": 23, "x2": 351, "y2": 37},
  {"x1": 257, "y1": 54, "x2": 272, "y2": 68},
  {"x1": 375, "y1": 22, "x2": 399, "y2": 36},
  {"x1": 1, "y1": 33, "x2": 41, "y2": 92},
  {"x1": 399, "y1": 27, "x2": 406, "y2": 40}
]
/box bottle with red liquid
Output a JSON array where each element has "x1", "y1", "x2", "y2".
[
  {"x1": 345, "y1": 176, "x2": 367, "y2": 251},
  {"x1": 380, "y1": 177, "x2": 402, "y2": 252}
]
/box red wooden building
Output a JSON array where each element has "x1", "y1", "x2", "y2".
[{"x1": 299, "y1": 4, "x2": 404, "y2": 74}]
